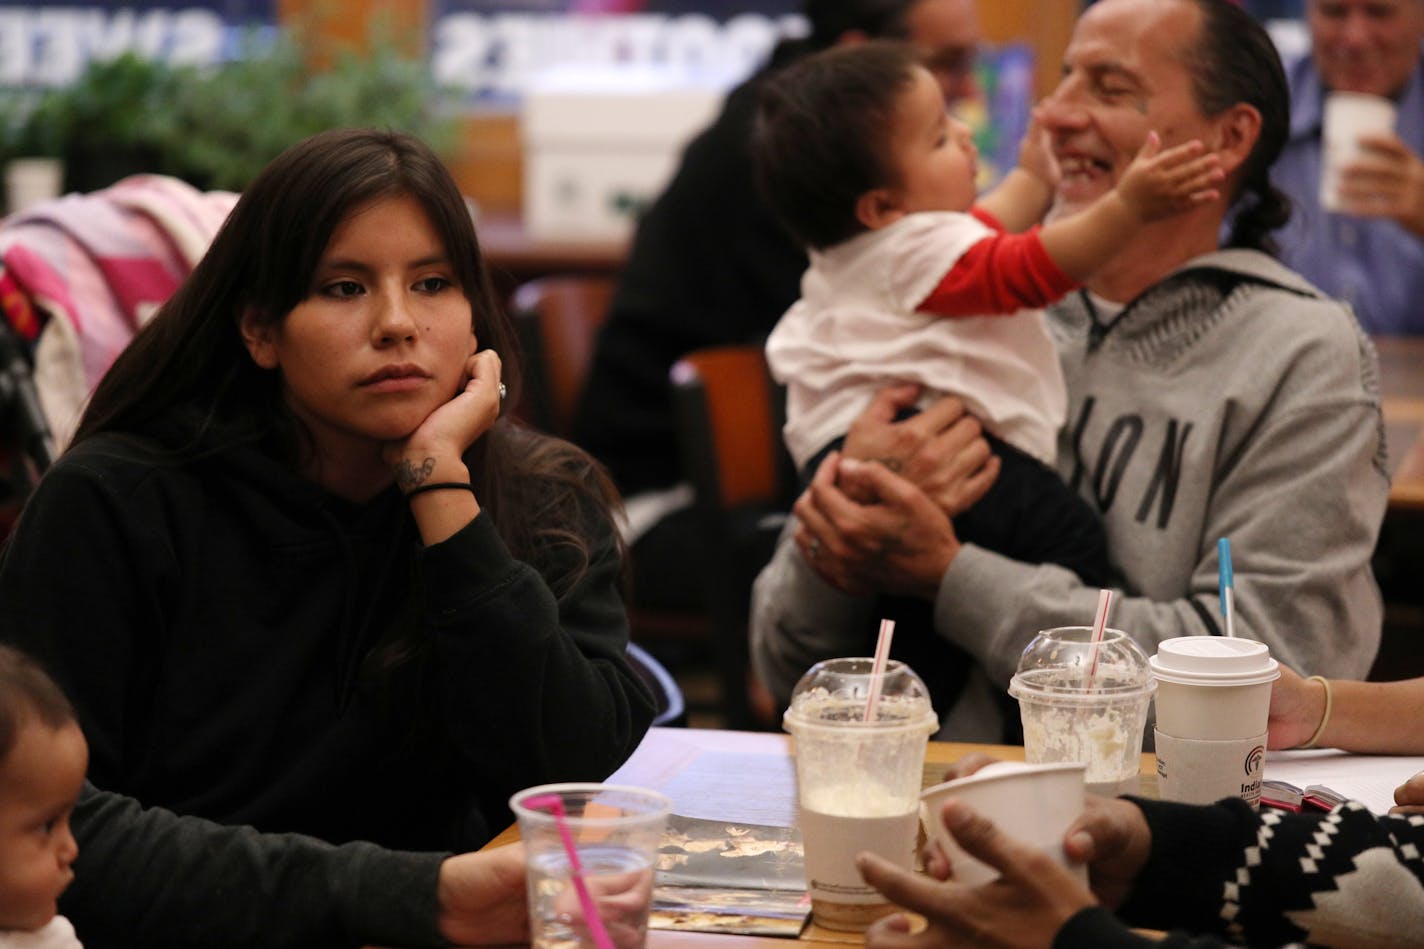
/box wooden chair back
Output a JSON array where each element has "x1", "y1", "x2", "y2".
[
  {"x1": 510, "y1": 274, "x2": 616, "y2": 437},
  {"x1": 669, "y1": 345, "x2": 791, "y2": 513},
  {"x1": 670, "y1": 344, "x2": 796, "y2": 728}
]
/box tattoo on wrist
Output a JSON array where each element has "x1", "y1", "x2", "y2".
[{"x1": 394, "y1": 457, "x2": 437, "y2": 491}]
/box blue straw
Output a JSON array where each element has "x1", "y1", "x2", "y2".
[{"x1": 1217, "y1": 537, "x2": 1236, "y2": 638}]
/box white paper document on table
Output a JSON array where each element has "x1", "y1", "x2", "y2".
[
  {"x1": 606, "y1": 729, "x2": 799, "y2": 826},
  {"x1": 1265, "y1": 749, "x2": 1424, "y2": 814}
]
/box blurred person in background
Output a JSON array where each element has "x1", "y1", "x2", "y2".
[
  {"x1": 573, "y1": 0, "x2": 983, "y2": 621},
  {"x1": 1271, "y1": 0, "x2": 1424, "y2": 334}
]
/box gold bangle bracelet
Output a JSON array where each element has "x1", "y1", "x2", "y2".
[{"x1": 1297, "y1": 675, "x2": 1334, "y2": 749}]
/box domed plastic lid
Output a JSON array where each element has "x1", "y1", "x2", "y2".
[
  {"x1": 1149, "y1": 636, "x2": 1279, "y2": 687},
  {"x1": 783, "y1": 657, "x2": 937, "y2": 733},
  {"x1": 1008, "y1": 626, "x2": 1154, "y2": 698}
]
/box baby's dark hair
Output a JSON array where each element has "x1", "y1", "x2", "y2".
[
  {"x1": 0, "y1": 645, "x2": 76, "y2": 764},
  {"x1": 754, "y1": 41, "x2": 921, "y2": 250}
]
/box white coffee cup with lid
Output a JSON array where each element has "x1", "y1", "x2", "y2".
[{"x1": 1151, "y1": 637, "x2": 1279, "y2": 807}]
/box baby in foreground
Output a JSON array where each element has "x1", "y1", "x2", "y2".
[{"x1": 0, "y1": 645, "x2": 87, "y2": 948}]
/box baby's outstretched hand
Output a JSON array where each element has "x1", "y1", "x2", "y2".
[
  {"x1": 1116, "y1": 132, "x2": 1223, "y2": 222},
  {"x1": 1016, "y1": 110, "x2": 1058, "y2": 189}
]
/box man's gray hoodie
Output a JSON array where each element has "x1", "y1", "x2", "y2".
[{"x1": 752, "y1": 248, "x2": 1389, "y2": 740}]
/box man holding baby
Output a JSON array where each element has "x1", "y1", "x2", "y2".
[{"x1": 751, "y1": 0, "x2": 1389, "y2": 742}]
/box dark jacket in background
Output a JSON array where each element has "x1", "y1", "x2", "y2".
[{"x1": 574, "y1": 40, "x2": 809, "y2": 494}]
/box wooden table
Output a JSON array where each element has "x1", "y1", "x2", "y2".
[
  {"x1": 486, "y1": 727, "x2": 1156, "y2": 948},
  {"x1": 1377, "y1": 335, "x2": 1424, "y2": 511}
]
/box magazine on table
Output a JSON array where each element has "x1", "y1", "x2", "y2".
[{"x1": 650, "y1": 812, "x2": 810, "y2": 937}]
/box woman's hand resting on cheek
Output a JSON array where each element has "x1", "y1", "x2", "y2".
[
  {"x1": 386, "y1": 349, "x2": 504, "y2": 479},
  {"x1": 386, "y1": 349, "x2": 503, "y2": 545}
]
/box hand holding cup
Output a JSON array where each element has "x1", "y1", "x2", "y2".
[
  {"x1": 1321, "y1": 91, "x2": 1398, "y2": 214},
  {"x1": 919, "y1": 761, "x2": 1088, "y2": 888},
  {"x1": 859, "y1": 798, "x2": 1097, "y2": 949}
]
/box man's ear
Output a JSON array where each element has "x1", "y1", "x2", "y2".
[
  {"x1": 1213, "y1": 102, "x2": 1263, "y2": 180},
  {"x1": 238, "y1": 309, "x2": 279, "y2": 370},
  {"x1": 855, "y1": 187, "x2": 905, "y2": 231}
]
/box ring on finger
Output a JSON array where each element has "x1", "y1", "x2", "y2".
[{"x1": 807, "y1": 537, "x2": 822, "y2": 559}]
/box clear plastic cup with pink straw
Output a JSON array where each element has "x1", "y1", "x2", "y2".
[
  {"x1": 1009, "y1": 627, "x2": 1155, "y2": 797},
  {"x1": 510, "y1": 783, "x2": 671, "y2": 949},
  {"x1": 783, "y1": 656, "x2": 937, "y2": 932}
]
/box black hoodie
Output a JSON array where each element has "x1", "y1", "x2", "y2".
[{"x1": 0, "y1": 422, "x2": 654, "y2": 898}]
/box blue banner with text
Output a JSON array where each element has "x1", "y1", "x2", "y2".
[{"x1": 0, "y1": 1, "x2": 278, "y2": 87}]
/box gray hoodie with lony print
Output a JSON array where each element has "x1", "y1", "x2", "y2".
[{"x1": 751, "y1": 248, "x2": 1389, "y2": 741}]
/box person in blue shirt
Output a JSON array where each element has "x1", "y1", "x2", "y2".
[{"x1": 1270, "y1": 0, "x2": 1424, "y2": 335}]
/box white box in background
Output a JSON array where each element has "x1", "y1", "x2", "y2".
[{"x1": 522, "y1": 64, "x2": 731, "y2": 243}]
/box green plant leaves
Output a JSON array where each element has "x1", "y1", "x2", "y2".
[{"x1": 0, "y1": 29, "x2": 459, "y2": 193}]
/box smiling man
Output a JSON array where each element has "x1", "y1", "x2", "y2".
[
  {"x1": 1272, "y1": 0, "x2": 1424, "y2": 334},
  {"x1": 750, "y1": 0, "x2": 1389, "y2": 742}
]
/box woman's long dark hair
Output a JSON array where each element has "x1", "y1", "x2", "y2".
[{"x1": 74, "y1": 127, "x2": 619, "y2": 594}]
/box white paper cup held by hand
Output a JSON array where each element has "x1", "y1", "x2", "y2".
[
  {"x1": 920, "y1": 761, "x2": 1088, "y2": 888},
  {"x1": 1321, "y1": 91, "x2": 1397, "y2": 212},
  {"x1": 1150, "y1": 637, "x2": 1279, "y2": 807}
]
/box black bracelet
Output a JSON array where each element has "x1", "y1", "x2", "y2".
[{"x1": 403, "y1": 481, "x2": 475, "y2": 499}]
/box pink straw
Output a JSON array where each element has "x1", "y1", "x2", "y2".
[
  {"x1": 1086, "y1": 588, "x2": 1113, "y2": 686},
  {"x1": 522, "y1": 794, "x2": 616, "y2": 949},
  {"x1": 864, "y1": 618, "x2": 896, "y2": 722}
]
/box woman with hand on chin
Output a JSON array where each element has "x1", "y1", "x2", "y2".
[{"x1": 0, "y1": 128, "x2": 655, "y2": 943}]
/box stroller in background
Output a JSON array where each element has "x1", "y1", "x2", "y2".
[{"x1": 0, "y1": 174, "x2": 239, "y2": 541}]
